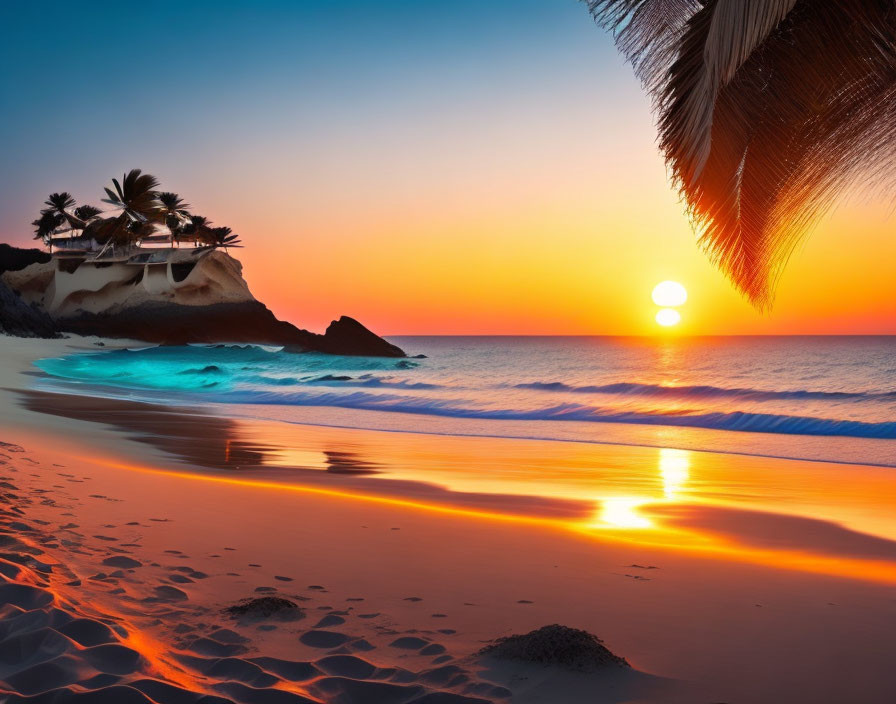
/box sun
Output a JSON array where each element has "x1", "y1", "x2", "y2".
[
  {"x1": 652, "y1": 280, "x2": 688, "y2": 307},
  {"x1": 655, "y1": 309, "x2": 681, "y2": 327}
]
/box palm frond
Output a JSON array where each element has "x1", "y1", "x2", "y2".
[
  {"x1": 32, "y1": 211, "x2": 64, "y2": 240},
  {"x1": 586, "y1": 0, "x2": 896, "y2": 307},
  {"x1": 44, "y1": 192, "x2": 76, "y2": 213},
  {"x1": 100, "y1": 169, "x2": 162, "y2": 225},
  {"x1": 42, "y1": 191, "x2": 86, "y2": 230},
  {"x1": 209, "y1": 226, "x2": 242, "y2": 248},
  {"x1": 74, "y1": 204, "x2": 102, "y2": 221},
  {"x1": 157, "y1": 192, "x2": 190, "y2": 213}
]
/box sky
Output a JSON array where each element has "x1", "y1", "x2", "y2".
[{"x1": 1, "y1": 0, "x2": 893, "y2": 335}]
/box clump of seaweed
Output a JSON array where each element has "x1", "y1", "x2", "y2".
[
  {"x1": 479, "y1": 624, "x2": 628, "y2": 672},
  {"x1": 224, "y1": 596, "x2": 304, "y2": 621}
]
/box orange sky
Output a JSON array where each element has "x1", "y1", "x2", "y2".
[
  {"x1": 207, "y1": 95, "x2": 896, "y2": 336},
  {"x1": 4, "y1": 2, "x2": 893, "y2": 336}
]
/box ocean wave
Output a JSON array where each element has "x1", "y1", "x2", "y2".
[
  {"x1": 213, "y1": 389, "x2": 896, "y2": 439},
  {"x1": 187, "y1": 342, "x2": 285, "y2": 353},
  {"x1": 241, "y1": 373, "x2": 442, "y2": 390},
  {"x1": 516, "y1": 380, "x2": 896, "y2": 403},
  {"x1": 310, "y1": 374, "x2": 441, "y2": 390}
]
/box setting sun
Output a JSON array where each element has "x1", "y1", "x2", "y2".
[
  {"x1": 655, "y1": 308, "x2": 681, "y2": 326},
  {"x1": 652, "y1": 281, "x2": 688, "y2": 307}
]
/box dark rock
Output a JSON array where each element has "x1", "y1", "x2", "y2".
[
  {"x1": 0, "y1": 279, "x2": 58, "y2": 338},
  {"x1": 225, "y1": 596, "x2": 304, "y2": 620},
  {"x1": 0, "y1": 243, "x2": 51, "y2": 275},
  {"x1": 315, "y1": 316, "x2": 404, "y2": 357},
  {"x1": 57, "y1": 304, "x2": 404, "y2": 357},
  {"x1": 478, "y1": 624, "x2": 629, "y2": 671}
]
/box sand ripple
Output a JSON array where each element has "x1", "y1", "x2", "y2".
[{"x1": 0, "y1": 447, "x2": 506, "y2": 703}]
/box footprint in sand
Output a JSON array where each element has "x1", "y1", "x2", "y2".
[
  {"x1": 314, "y1": 614, "x2": 346, "y2": 628},
  {"x1": 389, "y1": 636, "x2": 429, "y2": 649},
  {"x1": 208, "y1": 628, "x2": 249, "y2": 645},
  {"x1": 101, "y1": 556, "x2": 142, "y2": 569},
  {"x1": 299, "y1": 630, "x2": 351, "y2": 648},
  {"x1": 154, "y1": 585, "x2": 189, "y2": 601}
]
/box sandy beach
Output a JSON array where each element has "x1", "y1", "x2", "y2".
[{"x1": 2, "y1": 335, "x2": 896, "y2": 703}]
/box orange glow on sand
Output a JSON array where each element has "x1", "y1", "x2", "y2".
[{"x1": 68, "y1": 439, "x2": 896, "y2": 587}]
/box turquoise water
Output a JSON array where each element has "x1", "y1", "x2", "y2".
[{"x1": 34, "y1": 336, "x2": 896, "y2": 466}]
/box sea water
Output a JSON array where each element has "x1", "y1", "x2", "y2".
[{"x1": 34, "y1": 336, "x2": 896, "y2": 467}]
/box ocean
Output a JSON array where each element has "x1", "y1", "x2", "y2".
[{"x1": 34, "y1": 336, "x2": 896, "y2": 467}]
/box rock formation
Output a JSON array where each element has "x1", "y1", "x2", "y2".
[
  {"x1": 0, "y1": 244, "x2": 57, "y2": 338},
  {"x1": 0, "y1": 245, "x2": 404, "y2": 356}
]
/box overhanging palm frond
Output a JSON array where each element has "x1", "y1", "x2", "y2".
[{"x1": 586, "y1": 0, "x2": 896, "y2": 307}]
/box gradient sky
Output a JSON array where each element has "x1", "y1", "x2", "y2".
[{"x1": 1, "y1": 0, "x2": 893, "y2": 335}]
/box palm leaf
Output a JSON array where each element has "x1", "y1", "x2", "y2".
[{"x1": 586, "y1": 0, "x2": 896, "y2": 307}]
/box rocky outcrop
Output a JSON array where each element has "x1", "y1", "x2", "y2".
[
  {"x1": 57, "y1": 305, "x2": 404, "y2": 356},
  {"x1": 0, "y1": 245, "x2": 59, "y2": 337},
  {"x1": 0, "y1": 243, "x2": 51, "y2": 275},
  {"x1": 0, "y1": 279, "x2": 58, "y2": 338},
  {"x1": 0, "y1": 245, "x2": 403, "y2": 356}
]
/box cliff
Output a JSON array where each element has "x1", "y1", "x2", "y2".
[{"x1": 0, "y1": 246, "x2": 404, "y2": 357}]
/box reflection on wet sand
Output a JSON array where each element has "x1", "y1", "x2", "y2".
[{"x1": 18, "y1": 389, "x2": 896, "y2": 584}]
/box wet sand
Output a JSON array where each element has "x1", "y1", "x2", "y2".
[{"x1": 2, "y1": 336, "x2": 896, "y2": 702}]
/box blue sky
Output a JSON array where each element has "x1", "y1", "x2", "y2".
[{"x1": 0, "y1": 0, "x2": 626, "y2": 248}]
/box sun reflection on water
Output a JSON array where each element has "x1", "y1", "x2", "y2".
[
  {"x1": 659, "y1": 447, "x2": 690, "y2": 499},
  {"x1": 599, "y1": 497, "x2": 654, "y2": 528},
  {"x1": 593, "y1": 447, "x2": 692, "y2": 529}
]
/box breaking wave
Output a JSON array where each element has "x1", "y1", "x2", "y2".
[
  {"x1": 212, "y1": 389, "x2": 896, "y2": 439},
  {"x1": 516, "y1": 381, "x2": 896, "y2": 402}
]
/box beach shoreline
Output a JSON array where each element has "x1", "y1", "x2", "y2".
[{"x1": 2, "y1": 335, "x2": 896, "y2": 703}]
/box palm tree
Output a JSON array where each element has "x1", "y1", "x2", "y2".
[
  {"x1": 180, "y1": 214, "x2": 213, "y2": 245},
  {"x1": 74, "y1": 204, "x2": 102, "y2": 222},
  {"x1": 586, "y1": 0, "x2": 896, "y2": 308},
  {"x1": 97, "y1": 169, "x2": 162, "y2": 249},
  {"x1": 30, "y1": 169, "x2": 249, "y2": 253},
  {"x1": 43, "y1": 192, "x2": 86, "y2": 232},
  {"x1": 32, "y1": 211, "x2": 64, "y2": 245},
  {"x1": 101, "y1": 169, "x2": 161, "y2": 226},
  {"x1": 209, "y1": 226, "x2": 243, "y2": 249},
  {"x1": 157, "y1": 192, "x2": 191, "y2": 240}
]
